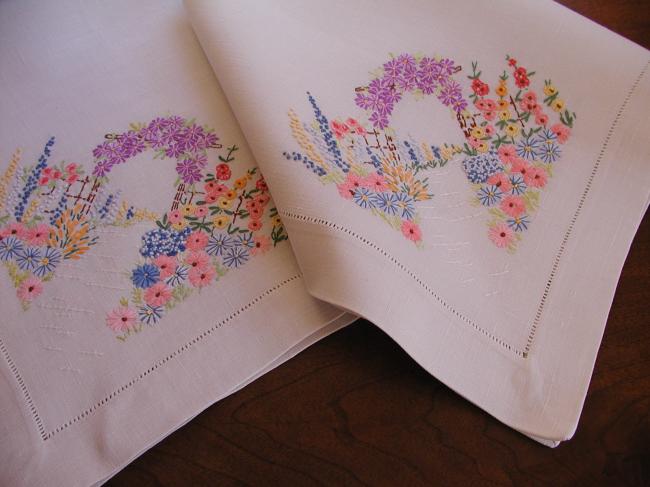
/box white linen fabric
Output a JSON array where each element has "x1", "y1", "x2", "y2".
[
  {"x1": 184, "y1": 0, "x2": 650, "y2": 445},
  {"x1": 0, "y1": 1, "x2": 353, "y2": 485}
]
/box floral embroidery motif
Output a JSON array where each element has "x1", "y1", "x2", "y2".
[
  {"x1": 0, "y1": 138, "x2": 118, "y2": 309},
  {"x1": 0, "y1": 115, "x2": 287, "y2": 333},
  {"x1": 97, "y1": 116, "x2": 287, "y2": 340},
  {"x1": 285, "y1": 54, "x2": 576, "y2": 250}
]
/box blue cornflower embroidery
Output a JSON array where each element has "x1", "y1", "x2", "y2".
[
  {"x1": 131, "y1": 263, "x2": 160, "y2": 288},
  {"x1": 33, "y1": 247, "x2": 61, "y2": 277},
  {"x1": 477, "y1": 185, "x2": 503, "y2": 206},
  {"x1": 205, "y1": 233, "x2": 234, "y2": 256},
  {"x1": 353, "y1": 187, "x2": 375, "y2": 209},
  {"x1": 223, "y1": 246, "x2": 249, "y2": 268},
  {"x1": 539, "y1": 141, "x2": 561, "y2": 163},
  {"x1": 165, "y1": 265, "x2": 188, "y2": 287},
  {"x1": 0, "y1": 237, "x2": 24, "y2": 261},
  {"x1": 236, "y1": 232, "x2": 255, "y2": 249},
  {"x1": 516, "y1": 136, "x2": 540, "y2": 161},
  {"x1": 372, "y1": 192, "x2": 399, "y2": 215},
  {"x1": 138, "y1": 305, "x2": 164, "y2": 325},
  {"x1": 15, "y1": 247, "x2": 41, "y2": 271},
  {"x1": 395, "y1": 192, "x2": 416, "y2": 220},
  {"x1": 507, "y1": 214, "x2": 530, "y2": 232},
  {"x1": 509, "y1": 174, "x2": 527, "y2": 195}
]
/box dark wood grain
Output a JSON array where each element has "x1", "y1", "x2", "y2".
[{"x1": 108, "y1": 3, "x2": 650, "y2": 486}]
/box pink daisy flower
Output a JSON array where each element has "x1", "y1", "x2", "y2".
[
  {"x1": 25, "y1": 223, "x2": 52, "y2": 246},
  {"x1": 535, "y1": 112, "x2": 549, "y2": 126},
  {"x1": 525, "y1": 167, "x2": 548, "y2": 188},
  {"x1": 251, "y1": 235, "x2": 271, "y2": 256},
  {"x1": 167, "y1": 209, "x2": 183, "y2": 224},
  {"x1": 1, "y1": 222, "x2": 27, "y2": 240},
  {"x1": 184, "y1": 250, "x2": 210, "y2": 270},
  {"x1": 336, "y1": 173, "x2": 363, "y2": 200},
  {"x1": 483, "y1": 110, "x2": 496, "y2": 121},
  {"x1": 254, "y1": 194, "x2": 271, "y2": 207},
  {"x1": 106, "y1": 306, "x2": 137, "y2": 332},
  {"x1": 363, "y1": 173, "x2": 388, "y2": 192},
  {"x1": 194, "y1": 206, "x2": 208, "y2": 218},
  {"x1": 511, "y1": 158, "x2": 532, "y2": 177},
  {"x1": 17, "y1": 276, "x2": 43, "y2": 302},
  {"x1": 153, "y1": 254, "x2": 177, "y2": 279},
  {"x1": 489, "y1": 223, "x2": 514, "y2": 248},
  {"x1": 487, "y1": 172, "x2": 512, "y2": 193},
  {"x1": 144, "y1": 282, "x2": 172, "y2": 307},
  {"x1": 248, "y1": 206, "x2": 263, "y2": 219},
  {"x1": 401, "y1": 220, "x2": 422, "y2": 243},
  {"x1": 248, "y1": 219, "x2": 262, "y2": 232},
  {"x1": 500, "y1": 195, "x2": 526, "y2": 217},
  {"x1": 551, "y1": 123, "x2": 571, "y2": 143},
  {"x1": 498, "y1": 145, "x2": 518, "y2": 165},
  {"x1": 186, "y1": 230, "x2": 209, "y2": 251},
  {"x1": 188, "y1": 265, "x2": 215, "y2": 288}
]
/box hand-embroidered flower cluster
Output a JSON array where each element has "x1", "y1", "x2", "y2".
[{"x1": 286, "y1": 54, "x2": 576, "y2": 250}]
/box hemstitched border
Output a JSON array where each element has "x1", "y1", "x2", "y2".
[{"x1": 1, "y1": 274, "x2": 302, "y2": 441}]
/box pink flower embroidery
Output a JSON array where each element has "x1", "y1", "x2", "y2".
[
  {"x1": 525, "y1": 167, "x2": 547, "y2": 188},
  {"x1": 483, "y1": 110, "x2": 496, "y2": 121},
  {"x1": 25, "y1": 223, "x2": 51, "y2": 246},
  {"x1": 248, "y1": 219, "x2": 262, "y2": 231},
  {"x1": 1, "y1": 222, "x2": 27, "y2": 240},
  {"x1": 168, "y1": 209, "x2": 183, "y2": 224},
  {"x1": 487, "y1": 172, "x2": 512, "y2": 193},
  {"x1": 489, "y1": 223, "x2": 514, "y2": 248},
  {"x1": 331, "y1": 120, "x2": 350, "y2": 139},
  {"x1": 153, "y1": 254, "x2": 177, "y2": 279},
  {"x1": 363, "y1": 173, "x2": 388, "y2": 192},
  {"x1": 511, "y1": 158, "x2": 531, "y2": 177},
  {"x1": 106, "y1": 306, "x2": 137, "y2": 332},
  {"x1": 194, "y1": 206, "x2": 208, "y2": 218},
  {"x1": 551, "y1": 123, "x2": 571, "y2": 143},
  {"x1": 346, "y1": 118, "x2": 366, "y2": 135},
  {"x1": 184, "y1": 250, "x2": 210, "y2": 270},
  {"x1": 188, "y1": 265, "x2": 215, "y2": 288},
  {"x1": 251, "y1": 235, "x2": 271, "y2": 256},
  {"x1": 254, "y1": 194, "x2": 271, "y2": 207},
  {"x1": 186, "y1": 230, "x2": 208, "y2": 251},
  {"x1": 500, "y1": 195, "x2": 526, "y2": 217},
  {"x1": 535, "y1": 112, "x2": 549, "y2": 126},
  {"x1": 144, "y1": 282, "x2": 172, "y2": 307},
  {"x1": 17, "y1": 276, "x2": 43, "y2": 302},
  {"x1": 401, "y1": 220, "x2": 422, "y2": 242},
  {"x1": 336, "y1": 173, "x2": 363, "y2": 199},
  {"x1": 497, "y1": 145, "x2": 517, "y2": 165}
]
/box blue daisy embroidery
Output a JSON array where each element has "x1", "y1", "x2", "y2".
[
  {"x1": 15, "y1": 247, "x2": 41, "y2": 271},
  {"x1": 223, "y1": 246, "x2": 249, "y2": 268},
  {"x1": 33, "y1": 247, "x2": 61, "y2": 277},
  {"x1": 477, "y1": 185, "x2": 503, "y2": 206},
  {"x1": 131, "y1": 263, "x2": 160, "y2": 288},
  {"x1": 206, "y1": 234, "x2": 234, "y2": 256}
]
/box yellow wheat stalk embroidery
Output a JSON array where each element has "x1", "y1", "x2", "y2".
[
  {"x1": 0, "y1": 148, "x2": 22, "y2": 213},
  {"x1": 287, "y1": 109, "x2": 329, "y2": 172}
]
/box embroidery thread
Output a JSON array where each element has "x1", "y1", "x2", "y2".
[
  {"x1": 0, "y1": 116, "x2": 287, "y2": 334},
  {"x1": 285, "y1": 54, "x2": 576, "y2": 250}
]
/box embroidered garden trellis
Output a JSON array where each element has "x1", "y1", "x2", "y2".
[
  {"x1": 0, "y1": 115, "x2": 287, "y2": 340},
  {"x1": 285, "y1": 53, "x2": 576, "y2": 250}
]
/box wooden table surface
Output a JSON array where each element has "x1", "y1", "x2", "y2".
[{"x1": 108, "y1": 2, "x2": 650, "y2": 485}]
